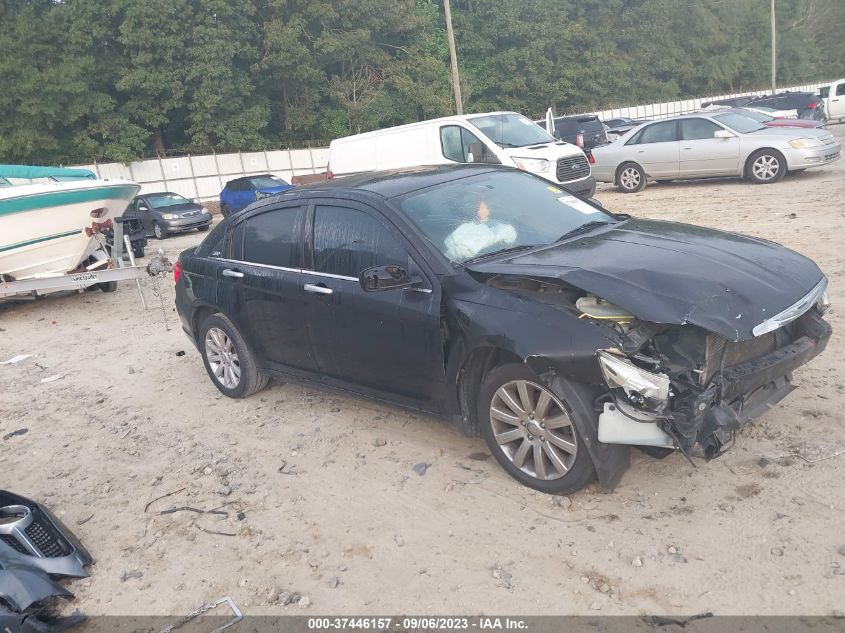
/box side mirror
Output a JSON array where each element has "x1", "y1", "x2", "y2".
[
  {"x1": 359, "y1": 265, "x2": 420, "y2": 292},
  {"x1": 138, "y1": 203, "x2": 149, "y2": 212},
  {"x1": 714, "y1": 129, "x2": 734, "y2": 139}
]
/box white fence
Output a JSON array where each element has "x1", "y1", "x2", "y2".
[
  {"x1": 72, "y1": 148, "x2": 329, "y2": 202},
  {"x1": 72, "y1": 80, "x2": 832, "y2": 201},
  {"x1": 575, "y1": 81, "x2": 831, "y2": 121}
]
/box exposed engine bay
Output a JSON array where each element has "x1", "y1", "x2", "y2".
[
  {"x1": 486, "y1": 274, "x2": 832, "y2": 460},
  {"x1": 0, "y1": 490, "x2": 92, "y2": 633}
]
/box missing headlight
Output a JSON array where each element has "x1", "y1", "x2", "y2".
[{"x1": 597, "y1": 350, "x2": 670, "y2": 420}]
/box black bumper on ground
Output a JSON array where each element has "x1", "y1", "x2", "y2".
[{"x1": 562, "y1": 176, "x2": 597, "y2": 198}]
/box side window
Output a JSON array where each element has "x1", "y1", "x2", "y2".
[
  {"x1": 228, "y1": 180, "x2": 245, "y2": 192},
  {"x1": 681, "y1": 118, "x2": 721, "y2": 141},
  {"x1": 439, "y1": 126, "x2": 487, "y2": 162},
  {"x1": 837, "y1": 83, "x2": 845, "y2": 97},
  {"x1": 312, "y1": 206, "x2": 407, "y2": 278},
  {"x1": 638, "y1": 121, "x2": 678, "y2": 144},
  {"x1": 242, "y1": 207, "x2": 302, "y2": 268},
  {"x1": 440, "y1": 126, "x2": 464, "y2": 162}
]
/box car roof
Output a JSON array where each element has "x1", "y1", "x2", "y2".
[
  {"x1": 291, "y1": 164, "x2": 502, "y2": 199},
  {"x1": 142, "y1": 191, "x2": 182, "y2": 197}
]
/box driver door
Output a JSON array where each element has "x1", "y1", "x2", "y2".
[{"x1": 300, "y1": 201, "x2": 446, "y2": 409}]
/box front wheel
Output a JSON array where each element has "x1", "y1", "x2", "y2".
[
  {"x1": 746, "y1": 149, "x2": 786, "y2": 184},
  {"x1": 197, "y1": 224, "x2": 210, "y2": 232},
  {"x1": 153, "y1": 222, "x2": 168, "y2": 240},
  {"x1": 478, "y1": 363, "x2": 595, "y2": 494},
  {"x1": 220, "y1": 203, "x2": 231, "y2": 218},
  {"x1": 133, "y1": 245, "x2": 145, "y2": 259},
  {"x1": 199, "y1": 313, "x2": 268, "y2": 398},
  {"x1": 616, "y1": 162, "x2": 646, "y2": 193}
]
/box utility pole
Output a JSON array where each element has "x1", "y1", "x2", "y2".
[
  {"x1": 770, "y1": 0, "x2": 776, "y2": 93},
  {"x1": 444, "y1": 0, "x2": 463, "y2": 114}
]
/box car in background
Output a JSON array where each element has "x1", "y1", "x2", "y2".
[
  {"x1": 603, "y1": 116, "x2": 650, "y2": 141},
  {"x1": 536, "y1": 115, "x2": 608, "y2": 151},
  {"x1": 820, "y1": 78, "x2": 845, "y2": 123},
  {"x1": 174, "y1": 165, "x2": 831, "y2": 494},
  {"x1": 730, "y1": 108, "x2": 825, "y2": 130},
  {"x1": 591, "y1": 111, "x2": 840, "y2": 192},
  {"x1": 746, "y1": 92, "x2": 825, "y2": 120},
  {"x1": 219, "y1": 174, "x2": 293, "y2": 216},
  {"x1": 124, "y1": 192, "x2": 212, "y2": 240},
  {"x1": 700, "y1": 96, "x2": 755, "y2": 109},
  {"x1": 743, "y1": 105, "x2": 799, "y2": 119}
]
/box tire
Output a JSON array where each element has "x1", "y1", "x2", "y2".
[
  {"x1": 153, "y1": 222, "x2": 168, "y2": 240},
  {"x1": 133, "y1": 245, "x2": 145, "y2": 259},
  {"x1": 198, "y1": 313, "x2": 269, "y2": 398},
  {"x1": 616, "y1": 162, "x2": 646, "y2": 193},
  {"x1": 197, "y1": 224, "x2": 210, "y2": 232},
  {"x1": 745, "y1": 149, "x2": 786, "y2": 184},
  {"x1": 478, "y1": 363, "x2": 596, "y2": 494},
  {"x1": 98, "y1": 281, "x2": 117, "y2": 293},
  {"x1": 220, "y1": 203, "x2": 231, "y2": 218}
]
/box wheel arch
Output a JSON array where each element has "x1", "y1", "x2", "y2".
[
  {"x1": 744, "y1": 147, "x2": 787, "y2": 177},
  {"x1": 454, "y1": 346, "x2": 523, "y2": 437},
  {"x1": 614, "y1": 160, "x2": 644, "y2": 186}
]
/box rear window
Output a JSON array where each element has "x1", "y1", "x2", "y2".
[
  {"x1": 553, "y1": 118, "x2": 578, "y2": 135},
  {"x1": 575, "y1": 117, "x2": 604, "y2": 133}
]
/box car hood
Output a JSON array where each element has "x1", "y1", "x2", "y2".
[
  {"x1": 504, "y1": 143, "x2": 585, "y2": 161},
  {"x1": 467, "y1": 219, "x2": 824, "y2": 341},
  {"x1": 156, "y1": 202, "x2": 206, "y2": 215},
  {"x1": 765, "y1": 119, "x2": 821, "y2": 128},
  {"x1": 258, "y1": 184, "x2": 294, "y2": 194}
]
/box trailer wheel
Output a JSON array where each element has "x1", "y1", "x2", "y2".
[{"x1": 98, "y1": 281, "x2": 118, "y2": 293}]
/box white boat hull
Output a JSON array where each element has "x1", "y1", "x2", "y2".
[{"x1": 0, "y1": 181, "x2": 140, "y2": 280}]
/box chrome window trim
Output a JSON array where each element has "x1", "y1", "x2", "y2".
[
  {"x1": 212, "y1": 257, "x2": 359, "y2": 282},
  {"x1": 752, "y1": 276, "x2": 828, "y2": 337}
]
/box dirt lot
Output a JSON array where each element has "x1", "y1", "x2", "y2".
[{"x1": 2, "y1": 126, "x2": 844, "y2": 617}]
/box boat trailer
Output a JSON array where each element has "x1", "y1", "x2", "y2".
[{"x1": 0, "y1": 218, "x2": 171, "y2": 305}]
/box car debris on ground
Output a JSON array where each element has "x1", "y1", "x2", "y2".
[{"x1": 0, "y1": 490, "x2": 92, "y2": 632}]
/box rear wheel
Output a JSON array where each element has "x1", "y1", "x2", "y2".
[
  {"x1": 199, "y1": 313, "x2": 268, "y2": 398},
  {"x1": 616, "y1": 162, "x2": 646, "y2": 193},
  {"x1": 132, "y1": 245, "x2": 145, "y2": 259},
  {"x1": 478, "y1": 363, "x2": 595, "y2": 494},
  {"x1": 745, "y1": 149, "x2": 786, "y2": 184}
]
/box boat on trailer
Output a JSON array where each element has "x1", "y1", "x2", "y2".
[{"x1": 0, "y1": 165, "x2": 140, "y2": 281}]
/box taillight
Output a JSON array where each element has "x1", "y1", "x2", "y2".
[
  {"x1": 807, "y1": 102, "x2": 818, "y2": 108},
  {"x1": 576, "y1": 133, "x2": 584, "y2": 147},
  {"x1": 588, "y1": 152, "x2": 596, "y2": 165},
  {"x1": 173, "y1": 260, "x2": 183, "y2": 284}
]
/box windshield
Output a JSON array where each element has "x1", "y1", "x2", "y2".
[
  {"x1": 468, "y1": 113, "x2": 556, "y2": 148},
  {"x1": 395, "y1": 170, "x2": 614, "y2": 264},
  {"x1": 249, "y1": 175, "x2": 288, "y2": 189},
  {"x1": 713, "y1": 113, "x2": 766, "y2": 134},
  {"x1": 147, "y1": 193, "x2": 190, "y2": 208},
  {"x1": 737, "y1": 109, "x2": 772, "y2": 123}
]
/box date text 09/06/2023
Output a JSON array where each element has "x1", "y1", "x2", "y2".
[{"x1": 307, "y1": 617, "x2": 529, "y2": 630}]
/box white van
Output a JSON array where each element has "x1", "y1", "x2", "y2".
[
  {"x1": 328, "y1": 111, "x2": 596, "y2": 197},
  {"x1": 820, "y1": 79, "x2": 845, "y2": 123}
]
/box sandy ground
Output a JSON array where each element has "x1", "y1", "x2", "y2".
[{"x1": 2, "y1": 126, "x2": 844, "y2": 618}]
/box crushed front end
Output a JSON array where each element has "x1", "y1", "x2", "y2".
[{"x1": 590, "y1": 285, "x2": 832, "y2": 460}]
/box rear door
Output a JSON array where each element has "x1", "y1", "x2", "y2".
[
  {"x1": 679, "y1": 117, "x2": 740, "y2": 176},
  {"x1": 216, "y1": 203, "x2": 318, "y2": 377},
  {"x1": 626, "y1": 121, "x2": 680, "y2": 177},
  {"x1": 300, "y1": 201, "x2": 446, "y2": 408}
]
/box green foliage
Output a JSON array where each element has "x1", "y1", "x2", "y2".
[{"x1": 0, "y1": 0, "x2": 841, "y2": 164}]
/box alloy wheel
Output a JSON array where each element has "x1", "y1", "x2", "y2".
[
  {"x1": 489, "y1": 380, "x2": 577, "y2": 480},
  {"x1": 205, "y1": 327, "x2": 241, "y2": 389},
  {"x1": 752, "y1": 155, "x2": 780, "y2": 181},
  {"x1": 620, "y1": 167, "x2": 641, "y2": 190},
  {"x1": 154, "y1": 223, "x2": 163, "y2": 239}
]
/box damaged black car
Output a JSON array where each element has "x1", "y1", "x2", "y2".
[{"x1": 174, "y1": 165, "x2": 831, "y2": 494}]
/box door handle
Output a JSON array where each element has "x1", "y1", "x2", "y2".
[
  {"x1": 304, "y1": 283, "x2": 333, "y2": 295},
  {"x1": 222, "y1": 268, "x2": 244, "y2": 278}
]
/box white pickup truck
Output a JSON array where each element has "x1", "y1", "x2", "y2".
[{"x1": 821, "y1": 78, "x2": 845, "y2": 123}]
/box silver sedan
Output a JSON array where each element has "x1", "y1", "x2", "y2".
[{"x1": 591, "y1": 111, "x2": 841, "y2": 193}]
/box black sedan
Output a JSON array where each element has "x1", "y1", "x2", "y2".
[
  {"x1": 174, "y1": 165, "x2": 831, "y2": 494},
  {"x1": 124, "y1": 192, "x2": 213, "y2": 240}
]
